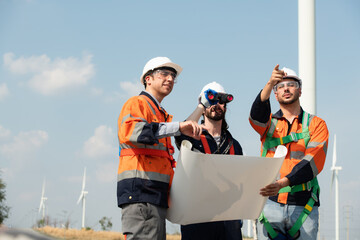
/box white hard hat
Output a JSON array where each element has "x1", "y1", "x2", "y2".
[
  {"x1": 199, "y1": 81, "x2": 226, "y2": 97},
  {"x1": 140, "y1": 57, "x2": 183, "y2": 84},
  {"x1": 281, "y1": 67, "x2": 302, "y2": 86}
]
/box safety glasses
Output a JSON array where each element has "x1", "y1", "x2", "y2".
[
  {"x1": 153, "y1": 69, "x2": 177, "y2": 82},
  {"x1": 273, "y1": 81, "x2": 300, "y2": 92}
]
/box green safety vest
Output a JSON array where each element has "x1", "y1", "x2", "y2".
[{"x1": 259, "y1": 112, "x2": 320, "y2": 239}]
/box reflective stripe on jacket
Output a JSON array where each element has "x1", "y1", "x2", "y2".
[
  {"x1": 117, "y1": 91, "x2": 175, "y2": 208},
  {"x1": 249, "y1": 92, "x2": 329, "y2": 205}
]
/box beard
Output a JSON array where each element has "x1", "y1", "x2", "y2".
[
  {"x1": 205, "y1": 105, "x2": 225, "y2": 121},
  {"x1": 278, "y1": 90, "x2": 300, "y2": 105}
]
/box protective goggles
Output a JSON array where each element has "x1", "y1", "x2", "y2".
[
  {"x1": 273, "y1": 80, "x2": 300, "y2": 92},
  {"x1": 153, "y1": 69, "x2": 177, "y2": 82}
]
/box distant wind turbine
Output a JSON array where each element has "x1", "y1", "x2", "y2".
[
  {"x1": 331, "y1": 135, "x2": 342, "y2": 240},
  {"x1": 39, "y1": 178, "x2": 47, "y2": 219},
  {"x1": 77, "y1": 167, "x2": 88, "y2": 229}
]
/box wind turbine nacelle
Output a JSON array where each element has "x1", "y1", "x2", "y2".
[{"x1": 331, "y1": 166, "x2": 342, "y2": 171}]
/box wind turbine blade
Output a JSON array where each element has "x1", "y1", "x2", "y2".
[
  {"x1": 77, "y1": 193, "x2": 84, "y2": 205},
  {"x1": 39, "y1": 201, "x2": 44, "y2": 213},
  {"x1": 331, "y1": 171, "x2": 335, "y2": 190},
  {"x1": 82, "y1": 167, "x2": 86, "y2": 191},
  {"x1": 332, "y1": 134, "x2": 337, "y2": 168},
  {"x1": 39, "y1": 178, "x2": 46, "y2": 212},
  {"x1": 41, "y1": 179, "x2": 46, "y2": 198}
]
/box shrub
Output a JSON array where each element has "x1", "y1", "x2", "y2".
[{"x1": 0, "y1": 173, "x2": 10, "y2": 224}]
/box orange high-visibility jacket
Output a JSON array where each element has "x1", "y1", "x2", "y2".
[
  {"x1": 117, "y1": 91, "x2": 175, "y2": 208},
  {"x1": 249, "y1": 93, "x2": 329, "y2": 205}
]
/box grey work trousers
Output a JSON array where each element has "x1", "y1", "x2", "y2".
[{"x1": 121, "y1": 202, "x2": 167, "y2": 240}]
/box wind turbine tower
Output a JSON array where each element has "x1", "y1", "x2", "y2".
[
  {"x1": 77, "y1": 167, "x2": 88, "y2": 229},
  {"x1": 298, "y1": 0, "x2": 316, "y2": 115},
  {"x1": 39, "y1": 179, "x2": 47, "y2": 219},
  {"x1": 331, "y1": 135, "x2": 342, "y2": 240}
]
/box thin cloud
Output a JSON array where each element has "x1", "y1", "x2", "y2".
[
  {"x1": 3, "y1": 52, "x2": 95, "y2": 95},
  {"x1": 119, "y1": 80, "x2": 143, "y2": 97},
  {"x1": 0, "y1": 83, "x2": 10, "y2": 100},
  {"x1": 104, "y1": 79, "x2": 142, "y2": 102},
  {"x1": 0, "y1": 125, "x2": 11, "y2": 140},
  {"x1": 83, "y1": 125, "x2": 117, "y2": 159},
  {"x1": 0, "y1": 129, "x2": 48, "y2": 164}
]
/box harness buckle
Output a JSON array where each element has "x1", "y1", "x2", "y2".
[
  {"x1": 311, "y1": 192, "x2": 318, "y2": 202},
  {"x1": 290, "y1": 132, "x2": 298, "y2": 142},
  {"x1": 306, "y1": 181, "x2": 312, "y2": 191}
]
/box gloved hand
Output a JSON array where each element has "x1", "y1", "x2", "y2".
[{"x1": 199, "y1": 89, "x2": 218, "y2": 108}]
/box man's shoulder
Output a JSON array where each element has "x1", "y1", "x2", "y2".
[
  {"x1": 225, "y1": 130, "x2": 243, "y2": 153},
  {"x1": 120, "y1": 95, "x2": 152, "y2": 117},
  {"x1": 308, "y1": 115, "x2": 328, "y2": 134},
  {"x1": 123, "y1": 94, "x2": 147, "y2": 106},
  {"x1": 231, "y1": 136, "x2": 240, "y2": 144},
  {"x1": 231, "y1": 136, "x2": 242, "y2": 149},
  {"x1": 225, "y1": 129, "x2": 239, "y2": 141},
  {"x1": 271, "y1": 110, "x2": 283, "y2": 119},
  {"x1": 309, "y1": 114, "x2": 327, "y2": 125}
]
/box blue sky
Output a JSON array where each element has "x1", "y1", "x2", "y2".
[{"x1": 1, "y1": 0, "x2": 359, "y2": 238}]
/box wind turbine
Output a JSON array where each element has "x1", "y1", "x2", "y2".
[
  {"x1": 39, "y1": 178, "x2": 47, "y2": 219},
  {"x1": 77, "y1": 167, "x2": 88, "y2": 229},
  {"x1": 331, "y1": 134, "x2": 342, "y2": 240}
]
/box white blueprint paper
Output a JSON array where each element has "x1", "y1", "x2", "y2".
[{"x1": 166, "y1": 140, "x2": 287, "y2": 225}]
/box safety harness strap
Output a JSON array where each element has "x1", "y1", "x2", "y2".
[
  {"x1": 263, "y1": 132, "x2": 309, "y2": 150},
  {"x1": 229, "y1": 144, "x2": 235, "y2": 154},
  {"x1": 259, "y1": 180, "x2": 319, "y2": 239},
  {"x1": 278, "y1": 177, "x2": 318, "y2": 194},
  {"x1": 200, "y1": 134, "x2": 235, "y2": 155},
  {"x1": 287, "y1": 179, "x2": 319, "y2": 237},
  {"x1": 259, "y1": 212, "x2": 279, "y2": 239},
  {"x1": 259, "y1": 111, "x2": 319, "y2": 238},
  {"x1": 261, "y1": 112, "x2": 311, "y2": 157},
  {"x1": 201, "y1": 135, "x2": 211, "y2": 154}
]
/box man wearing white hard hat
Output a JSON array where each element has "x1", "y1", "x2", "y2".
[
  {"x1": 117, "y1": 57, "x2": 206, "y2": 240},
  {"x1": 175, "y1": 82, "x2": 243, "y2": 240},
  {"x1": 249, "y1": 65, "x2": 329, "y2": 240}
]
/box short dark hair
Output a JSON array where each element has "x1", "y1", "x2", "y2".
[{"x1": 143, "y1": 70, "x2": 153, "y2": 88}]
